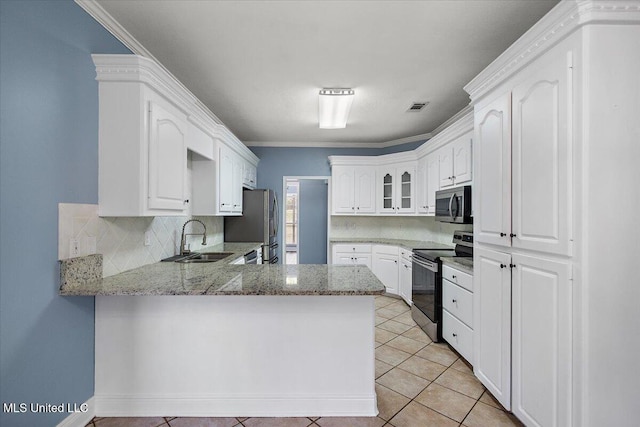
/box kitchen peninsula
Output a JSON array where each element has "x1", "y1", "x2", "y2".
[{"x1": 60, "y1": 243, "x2": 385, "y2": 418}]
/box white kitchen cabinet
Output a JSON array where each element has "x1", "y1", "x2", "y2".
[
  {"x1": 474, "y1": 47, "x2": 572, "y2": 257},
  {"x1": 218, "y1": 145, "x2": 243, "y2": 214},
  {"x1": 473, "y1": 246, "x2": 512, "y2": 410},
  {"x1": 398, "y1": 248, "x2": 412, "y2": 305},
  {"x1": 442, "y1": 310, "x2": 473, "y2": 364},
  {"x1": 331, "y1": 243, "x2": 372, "y2": 269},
  {"x1": 331, "y1": 166, "x2": 376, "y2": 215},
  {"x1": 439, "y1": 132, "x2": 472, "y2": 189},
  {"x1": 511, "y1": 253, "x2": 571, "y2": 427},
  {"x1": 96, "y1": 79, "x2": 191, "y2": 216},
  {"x1": 416, "y1": 154, "x2": 439, "y2": 215},
  {"x1": 242, "y1": 161, "x2": 257, "y2": 189},
  {"x1": 474, "y1": 92, "x2": 512, "y2": 248},
  {"x1": 416, "y1": 157, "x2": 428, "y2": 214},
  {"x1": 372, "y1": 245, "x2": 399, "y2": 295},
  {"x1": 377, "y1": 162, "x2": 415, "y2": 214},
  {"x1": 442, "y1": 263, "x2": 474, "y2": 365}
]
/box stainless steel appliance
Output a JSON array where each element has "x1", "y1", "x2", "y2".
[
  {"x1": 435, "y1": 185, "x2": 473, "y2": 224},
  {"x1": 224, "y1": 189, "x2": 279, "y2": 264},
  {"x1": 244, "y1": 250, "x2": 258, "y2": 264},
  {"x1": 411, "y1": 231, "x2": 473, "y2": 342}
]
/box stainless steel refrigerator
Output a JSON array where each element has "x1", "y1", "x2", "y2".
[{"x1": 224, "y1": 189, "x2": 279, "y2": 263}]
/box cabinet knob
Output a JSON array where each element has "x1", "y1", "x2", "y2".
[
  {"x1": 452, "y1": 275, "x2": 456, "y2": 279},
  {"x1": 452, "y1": 175, "x2": 456, "y2": 179},
  {"x1": 510, "y1": 233, "x2": 517, "y2": 238},
  {"x1": 394, "y1": 260, "x2": 397, "y2": 264},
  {"x1": 510, "y1": 263, "x2": 517, "y2": 269},
  {"x1": 184, "y1": 199, "x2": 189, "y2": 204},
  {"x1": 500, "y1": 263, "x2": 506, "y2": 268},
  {"x1": 452, "y1": 333, "x2": 457, "y2": 337},
  {"x1": 352, "y1": 207, "x2": 355, "y2": 210},
  {"x1": 357, "y1": 207, "x2": 360, "y2": 210},
  {"x1": 500, "y1": 232, "x2": 507, "y2": 237},
  {"x1": 452, "y1": 299, "x2": 457, "y2": 303}
]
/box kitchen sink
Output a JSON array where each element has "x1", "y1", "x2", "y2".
[{"x1": 175, "y1": 252, "x2": 235, "y2": 263}]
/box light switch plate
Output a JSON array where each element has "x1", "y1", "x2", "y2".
[
  {"x1": 144, "y1": 231, "x2": 152, "y2": 246},
  {"x1": 69, "y1": 238, "x2": 80, "y2": 257}
]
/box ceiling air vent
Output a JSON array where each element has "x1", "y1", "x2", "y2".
[{"x1": 407, "y1": 102, "x2": 429, "y2": 112}]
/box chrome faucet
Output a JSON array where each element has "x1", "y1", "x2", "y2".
[{"x1": 180, "y1": 219, "x2": 207, "y2": 256}]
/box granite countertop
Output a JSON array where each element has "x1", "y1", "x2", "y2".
[
  {"x1": 441, "y1": 256, "x2": 474, "y2": 275},
  {"x1": 59, "y1": 242, "x2": 385, "y2": 297},
  {"x1": 330, "y1": 237, "x2": 453, "y2": 251}
]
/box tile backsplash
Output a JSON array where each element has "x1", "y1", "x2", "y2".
[
  {"x1": 330, "y1": 215, "x2": 472, "y2": 244},
  {"x1": 58, "y1": 203, "x2": 223, "y2": 277}
]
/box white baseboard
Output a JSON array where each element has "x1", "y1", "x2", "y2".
[
  {"x1": 56, "y1": 397, "x2": 95, "y2": 427},
  {"x1": 95, "y1": 394, "x2": 378, "y2": 417}
]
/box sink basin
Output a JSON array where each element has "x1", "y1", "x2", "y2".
[{"x1": 175, "y1": 252, "x2": 235, "y2": 263}]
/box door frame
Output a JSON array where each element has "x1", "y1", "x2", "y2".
[{"x1": 282, "y1": 176, "x2": 331, "y2": 264}]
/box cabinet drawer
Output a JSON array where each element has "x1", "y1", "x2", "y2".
[
  {"x1": 442, "y1": 280, "x2": 473, "y2": 327},
  {"x1": 442, "y1": 280, "x2": 473, "y2": 328},
  {"x1": 333, "y1": 243, "x2": 372, "y2": 254},
  {"x1": 399, "y1": 248, "x2": 412, "y2": 262},
  {"x1": 442, "y1": 264, "x2": 473, "y2": 292},
  {"x1": 442, "y1": 310, "x2": 473, "y2": 364}
]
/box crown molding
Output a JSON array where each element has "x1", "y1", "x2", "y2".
[
  {"x1": 415, "y1": 107, "x2": 473, "y2": 156},
  {"x1": 328, "y1": 150, "x2": 417, "y2": 167},
  {"x1": 75, "y1": 0, "x2": 259, "y2": 160},
  {"x1": 245, "y1": 131, "x2": 432, "y2": 149},
  {"x1": 464, "y1": 0, "x2": 640, "y2": 103}
]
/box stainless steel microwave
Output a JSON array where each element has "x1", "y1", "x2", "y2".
[{"x1": 435, "y1": 185, "x2": 473, "y2": 224}]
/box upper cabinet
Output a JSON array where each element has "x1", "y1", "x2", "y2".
[
  {"x1": 331, "y1": 165, "x2": 376, "y2": 214},
  {"x1": 473, "y1": 45, "x2": 572, "y2": 256},
  {"x1": 378, "y1": 161, "x2": 416, "y2": 214},
  {"x1": 439, "y1": 133, "x2": 473, "y2": 188},
  {"x1": 93, "y1": 54, "x2": 258, "y2": 217}
]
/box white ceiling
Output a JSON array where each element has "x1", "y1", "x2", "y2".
[{"x1": 94, "y1": 0, "x2": 559, "y2": 146}]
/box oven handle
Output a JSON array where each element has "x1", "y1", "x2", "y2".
[{"x1": 412, "y1": 256, "x2": 438, "y2": 273}]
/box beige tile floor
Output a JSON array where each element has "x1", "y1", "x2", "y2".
[{"x1": 86, "y1": 295, "x2": 523, "y2": 427}]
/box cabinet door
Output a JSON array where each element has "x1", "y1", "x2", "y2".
[
  {"x1": 426, "y1": 152, "x2": 440, "y2": 214},
  {"x1": 378, "y1": 168, "x2": 396, "y2": 214},
  {"x1": 332, "y1": 166, "x2": 355, "y2": 214},
  {"x1": 354, "y1": 166, "x2": 376, "y2": 214},
  {"x1": 396, "y1": 164, "x2": 416, "y2": 214},
  {"x1": 474, "y1": 93, "x2": 512, "y2": 247},
  {"x1": 218, "y1": 146, "x2": 234, "y2": 212},
  {"x1": 399, "y1": 260, "x2": 412, "y2": 305},
  {"x1": 231, "y1": 155, "x2": 243, "y2": 213},
  {"x1": 439, "y1": 146, "x2": 454, "y2": 188},
  {"x1": 511, "y1": 253, "x2": 571, "y2": 427},
  {"x1": 452, "y1": 133, "x2": 473, "y2": 185},
  {"x1": 474, "y1": 247, "x2": 511, "y2": 410},
  {"x1": 512, "y1": 51, "x2": 572, "y2": 256},
  {"x1": 147, "y1": 101, "x2": 188, "y2": 211},
  {"x1": 416, "y1": 157, "x2": 428, "y2": 214},
  {"x1": 372, "y1": 247, "x2": 399, "y2": 295}
]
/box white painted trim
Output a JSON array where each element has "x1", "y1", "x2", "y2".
[
  {"x1": 464, "y1": 0, "x2": 640, "y2": 103},
  {"x1": 245, "y1": 133, "x2": 432, "y2": 149},
  {"x1": 56, "y1": 397, "x2": 95, "y2": 427},
  {"x1": 415, "y1": 108, "x2": 474, "y2": 156},
  {"x1": 94, "y1": 393, "x2": 377, "y2": 417}
]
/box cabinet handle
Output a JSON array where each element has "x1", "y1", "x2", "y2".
[
  {"x1": 394, "y1": 260, "x2": 397, "y2": 264},
  {"x1": 500, "y1": 263, "x2": 506, "y2": 268},
  {"x1": 357, "y1": 207, "x2": 360, "y2": 210},
  {"x1": 452, "y1": 175, "x2": 456, "y2": 179},
  {"x1": 500, "y1": 232, "x2": 507, "y2": 237},
  {"x1": 510, "y1": 263, "x2": 517, "y2": 269},
  {"x1": 184, "y1": 199, "x2": 189, "y2": 204},
  {"x1": 510, "y1": 233, "x2": 517, "y2": 238},
  {"x1": 452, "y1": 299, "x2": 457, "y2": 303},
  {"x1": 452, "y1": 333, "x2": 457, "y2": 337},
  {"x1": 352, "y1": 207, "x2": 355, "y2": 210},
  {"x1": 452, "y1": 275, "x2": 457, "y2": 279}
]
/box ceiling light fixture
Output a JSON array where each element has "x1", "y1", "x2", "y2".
[{"x1": 319, "y1": 88, "x2": 355, "y2": 129}]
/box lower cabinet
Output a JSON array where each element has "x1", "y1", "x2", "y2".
[
  {"x1": 474, "y1": 246, "x2": 572, "y2": 425},
  {"x1": 398, "y1": 248, "x2": 412, "y2": 305},
  {"x1": 331, "y1": 244, "x2": 372, "y2": 269},
  {"x1": 442, "y1": 264, "x2": 474, "y2": 364},
  {"x1": 372, "y1": 245, "x2": 399, "y2": 295}
]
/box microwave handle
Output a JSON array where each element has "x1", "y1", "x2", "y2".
[{"x1": 448, "y1": 193, "x2": 455, "y2": 221}]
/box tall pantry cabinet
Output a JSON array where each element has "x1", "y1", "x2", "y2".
[{"x1": 466, "y1": 2, "x2": 640, "y2": 427}]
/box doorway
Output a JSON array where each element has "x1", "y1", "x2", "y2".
[{"x1": 283, "y1": 176, "x2": 330, "y2": 264}]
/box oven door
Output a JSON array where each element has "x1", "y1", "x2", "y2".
[{"x1": 412, "y1": 255, "x2": 439, "y2": 323}]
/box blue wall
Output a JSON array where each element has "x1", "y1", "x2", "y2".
[
  {"x1": 249, "y1": 140, "x2": 426, "y2": 261},
  {"x1": 0, "y1": 1, "x2": 130, "y2": 425}
]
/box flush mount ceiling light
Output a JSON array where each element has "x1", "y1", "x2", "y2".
[{"x1": 318, "y1": 88, "x2": 355, "y2": 129}]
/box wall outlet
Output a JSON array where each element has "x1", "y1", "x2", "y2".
[
  {"x1": 69, "y1": 238, "x2": 80, "y2": 257},
  {"x1": 144, "y1": 231, "x2": 152, "y2": 246}
]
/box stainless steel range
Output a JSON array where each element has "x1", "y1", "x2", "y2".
[{"x1": 411, "y1": 231, "x2": 473, "y2": 342}]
